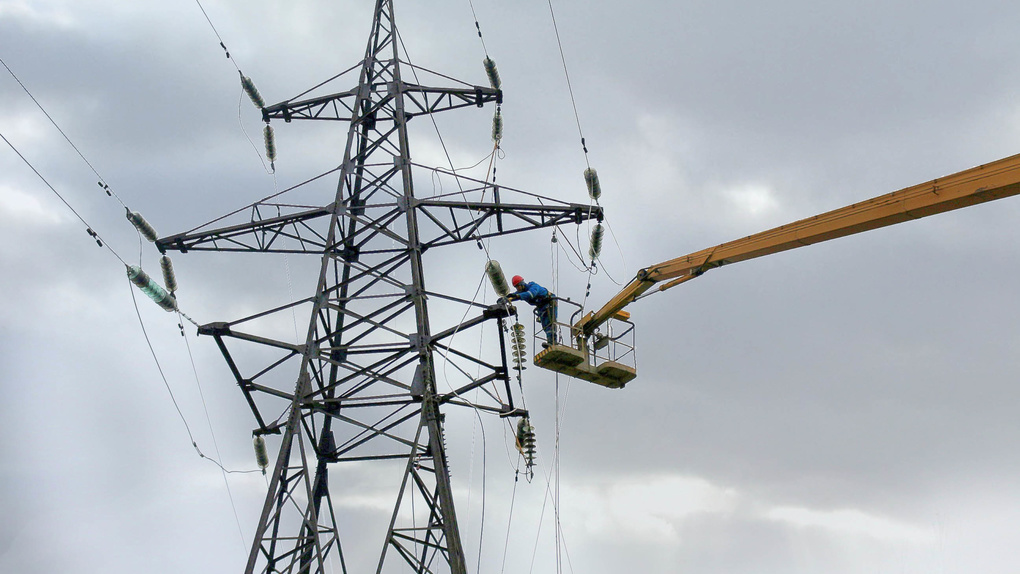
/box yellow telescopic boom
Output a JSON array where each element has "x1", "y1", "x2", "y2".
[{"x1": 577, "y1": 152, "x2": 1020, "y2": 336}]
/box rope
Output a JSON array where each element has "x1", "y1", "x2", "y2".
[{"x1": 434, "y1": 271, "x2": 499, "y2": 568}]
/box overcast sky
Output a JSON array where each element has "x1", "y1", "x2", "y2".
[{"x1": 3, "y1": 1, "x2": 1020, "y2": 573}]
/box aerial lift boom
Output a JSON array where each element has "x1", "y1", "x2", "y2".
[{"x1": 543, "y1": 153, "x2": 1020, "y2": 387}]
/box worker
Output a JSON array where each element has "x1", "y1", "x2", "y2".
[{"x1": 506, "y1": 275, "x2": 558, "y2": 346}]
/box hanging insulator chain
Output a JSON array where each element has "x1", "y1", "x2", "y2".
[
  {"x1": 253, "y1": 435, "x2": 270, "y2": 475},
  {"x1": 516, "y1": 417, "x2": 537, "y2": 476},
  {"x1": 240, "y1": 73, "x2": 265, "y2": 110},
  {"x1": 589, "y1": 222, "x2": 604, "y2": 261},
  {"x1": 127, "y1": 265, "x2": 177, "y2": 312},
  {"x1": 491, "y1": 106, "x2": 503, "y2": 144},
  {"x1": 263, "y1": 124, "x2": 277, "y2": 171},
  {"x1": 483, "y1": 57, "x2": 501, "y2": 91},
  {"x1": 486, "y1": 259, "x2": 511, "y2": 297},
  {"x1": 510, "y1": 322, "x2": 527, "y2": 371},
  {"x1": 160, "y1": 254, "x2": 178, "y2": 293},
  {"x1": 584, "y1": 167, "x2": 601, "y2": 202},
  {"x1": 126, "y1": 209, "x2": 158, "y2": 242}
]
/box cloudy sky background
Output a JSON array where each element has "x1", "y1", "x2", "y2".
[{"x1": 3, "y1": 0, "x2": 1020, "y2": 572}]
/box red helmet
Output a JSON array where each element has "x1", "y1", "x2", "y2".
[{"x1": 511, "y1": 275, "x2": 525, "y2": 288}]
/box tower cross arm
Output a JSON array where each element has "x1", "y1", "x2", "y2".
[
  {"x1": 262, "y1": 83, "x2": 500, "y2": 123},
  {"x1": 262, "y1": 88, "x2": 361, "y2": 122},
  {"x1": 416, "y1": 199, "x2": 602, "y2": 247},
  {"x1": 156, "y1": 205, "x2": 334, "y2": 254},
  {"x1": 399, "y1": 83, "x2": 501, "y2": 118}
]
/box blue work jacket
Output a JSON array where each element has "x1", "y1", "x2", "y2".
[{"x1": 514, "y1": 281, "x2": 553, "y2": 305}]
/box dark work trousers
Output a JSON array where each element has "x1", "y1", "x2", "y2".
[{"x1": 536, "y1": 298, "x2": 558, "y2": 344}]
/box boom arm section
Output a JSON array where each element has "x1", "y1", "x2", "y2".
[{"x1": 578, "y1": 152, "x2": 1020, "y2": 336}]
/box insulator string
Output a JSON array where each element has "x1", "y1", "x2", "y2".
[{"x1": 0, "y1": 60, "x2": 209, "y2": 318}]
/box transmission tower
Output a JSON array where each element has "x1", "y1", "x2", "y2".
[{"x1": 158, "y1": 1, "x2": 601, "y2": 572}]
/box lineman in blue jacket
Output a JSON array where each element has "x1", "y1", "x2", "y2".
[{"x1": 506, "y1": 275, "x2": 558, "y2": 346}]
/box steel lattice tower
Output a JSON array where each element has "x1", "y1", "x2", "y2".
[{"x1": 158, "y1": 1, "x2": 601, "y2": 572}]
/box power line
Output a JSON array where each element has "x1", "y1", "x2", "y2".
[
  {"x1": 466, "y1": 0, "x2": 491, "y2": 57},
  {"x1": 0, "y1": 56, "x2": 129, "y2": 209},
  {"x1": 0, "y1": 129, "x2": 127, "y2": 265},
  {"x1": 193, "y1": 0, "x2": 241, "y2": 73},
  {"x1": 545, "y1": 0, "x2": 590, "y2": 168}
]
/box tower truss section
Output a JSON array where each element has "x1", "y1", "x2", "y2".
[{"x1": 158, "y1": 1, "x2": 602, "y2": 572}]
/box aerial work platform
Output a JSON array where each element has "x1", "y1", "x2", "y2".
[
  {"x1": 534, "y1": 344, "x2": 636, "y2": 388},
  {"x1": 527, "y1": 297, "x2": 637, "y2": 388}
]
